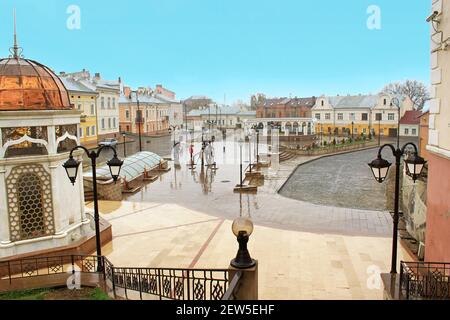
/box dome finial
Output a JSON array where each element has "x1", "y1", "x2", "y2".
[{"x1": 10, "y1": 9, "x2": 23, "y2": 59}]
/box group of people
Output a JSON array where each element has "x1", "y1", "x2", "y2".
[{"x1": 187, "y1": 140, "x2": 216, "y2": 167}]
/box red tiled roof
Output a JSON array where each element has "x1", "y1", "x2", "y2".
[{"x1": 400, "y1": 110, "x2": 422, "y2": 125}]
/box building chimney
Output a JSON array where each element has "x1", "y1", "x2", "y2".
[
  {"x1": 124, "y1": 86, "x2": 131, "y2": 98},
  {"x1": 94, "y1": 73, "x2": 101, "y2": 80},
  {"x1": 60, "y1": 71, "x2": 66, "y2": 76}
]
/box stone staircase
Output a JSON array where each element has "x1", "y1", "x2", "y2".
[
  {"x1": 84, "y1": 189, "x2": 94, "y2": 202},
  {"x1": 279, "y1": 151, "x2": 296, "y2": 162}
]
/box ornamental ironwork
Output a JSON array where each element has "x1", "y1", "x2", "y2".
[
  {"x1": 6, "y1": 164, "x2": 55, "y2": 241},
  {"x1": 0, "y1": 255, "x2": 239, "y2": 301},
  {"x1": 400, "y1": 261, "x2": 450, "y2": 300}
]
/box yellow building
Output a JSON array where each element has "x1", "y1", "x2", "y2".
[
  {"x1": 312, "y1": 93, "x2": 414, "y2": 137},
  {"x1": 60, "y1": 76, "x2": 99, "y2": 148}
]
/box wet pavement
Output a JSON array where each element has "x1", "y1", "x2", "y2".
[
  {"x1": 90, "y1": 134, "x2": 415, "y2": 299},
  {"x1": 279, "y1": 148, "x2": 394, "y2": 211},
  {"x1": 119, "y1": 134, "x2": 392, "y2": 237}
]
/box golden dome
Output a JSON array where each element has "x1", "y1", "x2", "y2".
[{"x1": 0, "y1": 57, "x2": 72, "y2": 111}]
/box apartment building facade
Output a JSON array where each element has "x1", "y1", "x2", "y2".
[
  {"x1": 61, "y1": 70, "x2": 121, "y2": 142},
  {"x1": 59, "y1": 76, "x2": 99, "y2": 148},
  {"x1": 311, "y1": 93, "x2": 414, "y2": 137}
]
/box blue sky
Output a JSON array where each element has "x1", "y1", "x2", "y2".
[{"x1": 0, "y1": 0, "x2": 430, "y2": 103}]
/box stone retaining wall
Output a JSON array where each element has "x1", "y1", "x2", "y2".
[{"x1": 283, "y1": 141, "x2": 378, "y2": 156}]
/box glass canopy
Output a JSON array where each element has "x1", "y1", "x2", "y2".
[{"x1": 84, "y1": 151, "x2": 163, "y2": 182}]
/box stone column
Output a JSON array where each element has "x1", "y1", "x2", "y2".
[
  {"x1": 47, "y1": 126, "x2": 57, "y2": 155},
  {"x1": 0, "y1": 168, "x2": 10, "y2": 243},
  {"x1": 49, "y1": 163, "x2": 63, "y2": 233}
]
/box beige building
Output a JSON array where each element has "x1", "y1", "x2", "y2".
[
  {"x1": 62, "y1": 70, "x2": 121, "y2": 142},
  {"x1": 312, "y1": 93, "x2": 414, "y2": 137}
]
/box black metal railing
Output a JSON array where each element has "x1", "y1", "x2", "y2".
[
  {"x1": 400, "y1": 261, "x2": 450, "y2": 300},
  {"x1": 0, "y1": 255, "x2": 102, "y2": 283},
  {"x1": 111, "y1": 267, "x2": 229, "y2": 300},
  {"x1": 1, "y1": 254, "x2": 238, "y2": 301}
]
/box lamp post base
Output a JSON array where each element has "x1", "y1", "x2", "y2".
[{"x1": 230, "y1": 258, "x2": 256, "y2": 270}]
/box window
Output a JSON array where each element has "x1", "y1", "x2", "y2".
[
  {"x1": 113, "y1": 118, "x2": 116, "y2": 128},
  {"x1": 380, "y1": 129, "x2": 384, "y2": 136},
  {"x1": 126, "y1": 110, "x2": 130, "y2": 119},
  {"x1": 126, "y1": 125, "x2": 130, "y2": 132},
  {"x1": 90, "y1": 104, "x2": 95, "y2": 115},
  {"x1": 412, "y1": 129, "x2": 417, "y2": 135},
  {"x1": 112, "y1": 98, "x2": 116, "y2": 109},
  {"x1": 363, "y1": 128, "x2": 367, "y2": 134},
  {"x1": 108, "y1": 118, "x2": 111, "y2": 129},
  {"x1": 79, "y1": 127, "x2": 83, "y2": 138},
  {"x1": 325, "y1": 113, "x2": 331, "y2": 120},
  {"x1": 77, "y1": 104, "x2": 82, "y2": 110},
  {"x1": 321, "y1": 100, "x2": 324, "y2": 107},
  {"x1": 92, "y1": 126, "x2": 96, "y2": 135},
  {"x1": 337, "y1": 113, "x2": 343, "y2": 120},
  {"x1": 349, "y1": 113, "x2": 355, "y2": 121},
  {"x1": 383, "y1": 98, "x2": 387, "y2": 106},
  {"x1": 86, "y1": 127, "x2": 90, "y2": 137},
  {"x1": 362, "y1": 113, "x2": 368, "y2": 121},
  {"x1": 354, "y1": 128, "x2": 358, "y2": 134},
  {"x1": 107, "y1": 98, "x2": 111, "y2": 109},
  {"x1": 101, "y1": 119, "x2": 105, "y2": 129},
  {"x1": 404, "y1": 128, "x2": 409, "y2": 135},
  {"x1": 315, "y1": 113, "x2": 321, "y2": 120},
  {"x1": 101, "y1": 97, "x2": 105, "y2": 109},
  {"x1": 388, "y1": 113, "x2": 395, "y2": 121},
  {"x1": 376, "y1": 113, "x2": 382, "y2": 121}
]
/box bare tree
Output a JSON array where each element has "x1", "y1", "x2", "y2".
[{"x1": 382, "y1": 80, "x2": 430, "y2": 110}]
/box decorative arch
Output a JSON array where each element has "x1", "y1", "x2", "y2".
[
  {"x1": 56, "y1": 131, "x2": 79, "y2": 153},
  {"x1": 1, "y1": 134, "x2": 49, "y2": 158}
]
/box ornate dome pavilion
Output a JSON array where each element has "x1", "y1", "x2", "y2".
[
  {"x1": 0, "y1": 25, "x2": 91, "y2": 259},
  {"x1": 0, "y1": 57, "x2": 72, "y2": 111}
]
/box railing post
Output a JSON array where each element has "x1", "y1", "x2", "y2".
[
  {"x1": 187, "y1": 270, "x2": 191, "y2": 300},
  {"x1": 227, "y1": 261, "x2": 258, "y2": 300},
  {"x1": 111, "y1": 267, "x2": 117, "y2": 299},
  {"x1": 71, "y1": 255, "x2": 75, "y2": 277},
  {"x1": 103, "y1": 257, "x2": 106, "y2": 281},
  {"x1": 158, "y1": 269, "x2": 162, "y2": 300},
  {"x1": 138, "y1": 269, "x2": 143, "y2": 300}
]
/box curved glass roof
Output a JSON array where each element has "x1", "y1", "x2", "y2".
[{"x1": 84, "y1": 151, "x2": 162, "y2": 182}]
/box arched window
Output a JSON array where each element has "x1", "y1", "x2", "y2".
[
  {"x1": 17, "y1": 173, "x2": 45, "y2": 240},
  {"x1": 321, "y1": 100, "x2": 324, "y2": 107},
  {"x1": 101, "y1": 97, "x2": 105, "y2": 109}
]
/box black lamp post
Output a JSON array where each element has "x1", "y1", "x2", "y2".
[
  {"x1": 238, "y1": 138, "x2": 244, "y2": 188},
  {"x1": 378, "y1": 119, "x2": 381, "y2": 146},
  {"x1": 122, "y1": 132, "x2": 127, "y2": 158},
  {"x1": 63, "y1": 146, "x2": 123, "y2": 272},
  {"x1": 247, "y1": 133, "x2": 252, "y2": 173},
  {"x1": 130, "y1": 91, "x2": 143, "y2": 152},
  {"x1": 368, "y1": 143, "x2": 426, "y2": 274},
  {"x1": 351, "y1": 121, "x2": 354, "y2": 140},
  {"x1": 230, "y1": 217, "x2": 256, "y2": 269}
]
